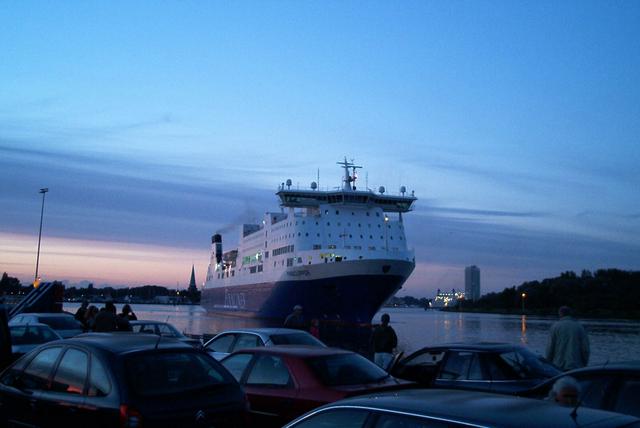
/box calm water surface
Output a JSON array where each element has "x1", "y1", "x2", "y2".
[{"x1": 64, "y1": 303, "x2": 639, "y2": 365}]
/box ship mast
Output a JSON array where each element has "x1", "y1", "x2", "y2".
[{"x1": 337, "y1": 157, "x2": 362, "y2": 191}]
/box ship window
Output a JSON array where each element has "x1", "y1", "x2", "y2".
[
  {"x1": 368, "y1": 224, "x2": 371, "y2": 228},
  {"x1": 327, "y1": 222, "x2": 330, "y2": 226},
  {"x1": 328, "y1": 245, "x2": 336, "y2": 249},
  {"x1": 265, "y1": 251, "x2": 269, "y2": 258},
  {"x1": 351, "y1": 212, "x2": 355, "y2": 215},
  {"x1": 295, "y1": 221, "x2": 298, "y2": 225},
  {"x1": 360, "y1": 235, "x2": 363, "y2": 239},
  {"x1": 325, "y1": 210, "x2": 328, "y2": 215},
  {"x1": 313, "y1": 244, "x2": 321, "y2": 249},
  {"x1": 369, "y1": 246, "x2": 376, "y2": 250},
  {"x1": 378, "y1": 224, "x2": 381, "y2": 228},
  {"x1": 400, "y1": 237, "x2": 403, "y2": 240},
  {"x1": 380, "y1": 236, "x2": 383, "y2": 239},
  {"x1": 349, "y1": 234, "x2": 353, "y2": 238},
  {"x1": 287, "y1": 258, "x2": 294, "y2": 267},
  {"x1": 337, "y1": 222, "x2": 341, "y2": 226},
  {"x1": 335, "y1": 210, "x2": 339, "y2": 215},
  {"x1": 328, "y1": 233, "x2": 332, "y2": 238},
  {"x1": 391, "y1": 236, "x2": 394, "y2": 240},
  {"x1": 354, "y1": 245, "x2": 362, "y2": 250},
  {"x1": 376, "y1": 213, "x2": 380, "y2": 217},
  {"x1": 366, "y1": 212, "x2": 370, "y2": 216},
  {"x1": 359, "y1": 256, "x2": 363, "y2": 259},
  {"x1": 298, "y1": 233, "x2": 301, "y2": 236},
  {"x1": 345, "y1": 245, "x2": 351, "y2": 249},
  {"x1": 258, "y1": 265, "x2": 263, "y2": 272},
  {"x1": 305, "y1": 233, "x2": 309, "y2": 236},
  {"x1": 316, "y1": 221, "x2": 319, "y2": 225},
  {"x1": 274, "y1": 261, "x2": 277, "y2": 267},
  {"x1": 232, "y1": 271, "x2": 235, "y2": 276},
  {"x1": 302, "y1": 221, "x2": 305, "y2": 225},
  {"x1": 297, "y1": 257, "x2": 302, "y2": 263},
  {"x1": 369, "y1": 235, "x2": 373, "y2": 239},
  {"x1": 358, "y1": 223, "x2": 361, "y2": 227},
  {"x1": 317, "y1": 233, "x2": 320, "y2": 237},
  {"x1": 249, "y1": 267, "x2": 256, "y2": 273}
]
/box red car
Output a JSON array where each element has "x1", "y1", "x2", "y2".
[{"x1": 220, "y1": 345, "x2": 413, "y2": 427}]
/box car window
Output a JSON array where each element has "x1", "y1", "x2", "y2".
[
  {"x1": 206, "y1": 334, "x2": 236, "y2": 353},
  {"x1": 222, "y1": 353, "x2": 253, "y2": 381},
  {"x1": 22, "y1": 347, "x2": 63, "y2": 390},
  {"x1": 246, "y1": 354, "x2": 291, "y2": 386},
  {"x1": 403, "y1": 350, "x2": 445, "y2": 366},
  {"x1": 612, "y1": 378, "x2": 640, "y2": 417},
  {"x1": 467, "y1": 355, "x2": 484, "y2": 380},
  {"x1": 88, "y1": 357, "x2": 111, "y2": 397},
  {"x1": 157, "y1": 324, "x2": 178, "y2": 336},
  {"x1": 40, "y1": 316, "x2": 82, "y2": 330},
  {"x1": 269, "y1": 333, "x2": 323, "y2": 346},
  {"x1": 573, "y1": 375, "x2": 614, "y2": 409},
  {"x1": 51, "y1": 348, "x2": 88, "y2": 394},
  {"x1": 126, "y1": 351, "x2": 229, "y2": 396},
  {"x1": 11, "y1": 326, "x2": 58, "y2": 345},
  {"x1": 439, "y1": 351, "x2": 474, "y2": 380},
  {"x1": 291, "y1": 408, "x2": 370, "y2": 428},
  {"x1": 232, "y1": 333, "x2": 262, "y2": 351},
  {"x1": 306, "y1": 353, "x2": 388, "y2": 386},
  {"x1": 375, "y1": 412, "x2": 448, "y2": 428}
]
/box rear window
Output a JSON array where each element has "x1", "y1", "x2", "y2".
[
  {"x1": 39, "y1": 316, "x2": 82, "y2": 330},
  {"x1": 306, "y1": 353, "x2": 388, "y2": 386},
  {"x1": 270, "y1": 333, "x2": 323, "y2": 346},
  {"x1": 125, "y1": 351, "x2": 231, "y2": 396},
  {"x1": 10, "y1": 326, "x2": 59, "y2": 345}
]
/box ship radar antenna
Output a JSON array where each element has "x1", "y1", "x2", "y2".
[{"x1": 337, "y1": 157, "x2": 362, "y2": 191}]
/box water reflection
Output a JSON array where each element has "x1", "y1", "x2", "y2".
[{"x1": 63, "y1": 303, "x2": 639, "y2": 365}]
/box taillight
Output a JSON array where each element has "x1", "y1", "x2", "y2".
[{"x1": 119, "y1": 404, "x2": 142, "y2": 428}]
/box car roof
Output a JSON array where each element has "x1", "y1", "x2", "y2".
[
  {"x1": 215, "y1": 328, "x2": 312, "y2": 336},
  {"x1": 419, "y1": 342, "x2": 523, "y2": 352},
  {"x1": 130, "y1": 320, "x2": 170, "y2": 325},
  {"x1": 15, "y1": 312, "x2": 75, "y2": 318},
  {"x1": 53, "y1": 332, "x2": 194, "y2": 354},
  {"x1": 227, "y1": 345, "x2": 351, "y2": 358},
  {"x1": 9, "y1": 322, "x2": 53, "y2": 329},
  {"x1": 564, "y1": 360, "x2": 640, "y2": 373},
  {"x1": 303, "y1": 389, "x2": 639, "y2": 428}
]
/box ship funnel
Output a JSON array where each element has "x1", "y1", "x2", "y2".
[{"x1": 213, "y1": 234, "x2": 223, "y2": 264}]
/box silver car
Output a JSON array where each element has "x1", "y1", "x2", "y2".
[
  {"x1": 9, "y1": 313, "x2": 83, "y2": 338},
  {"x1": 203, "y1": 328, "x2": 326, "y2": 360},
  {"x1": 9, "y1": 323, "x2": 62, "y2": 360}
]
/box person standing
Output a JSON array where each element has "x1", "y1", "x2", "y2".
[
  {"x1": 284, "y1": 305, "x2": 306, "y2": 330},
  {"x1": 92, "y1": 301, "x2": 118, "y2": 332},
  {"x1": 546, "y1": 306, "x2": 590, "y2": 371},
  {"x1": 371, "y1": 313, "x2": 397, "y2": 370}
]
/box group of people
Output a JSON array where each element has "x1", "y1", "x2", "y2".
[{"x1": 74, "y1": 300, "x2": 137, "y2": 332}]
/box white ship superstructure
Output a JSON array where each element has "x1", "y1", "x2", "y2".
[{"x1": 202, "y1": 158, "x2": 417, "y2": 323}]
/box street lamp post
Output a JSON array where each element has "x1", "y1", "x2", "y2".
[{"x1": 34, "y1": 188, "x2": 49, "y2": 286}]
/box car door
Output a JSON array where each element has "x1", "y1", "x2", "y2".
[
  {"x1": 0, "y1": 346, "x2": 63, "y2": 427},
  {"x1": 204, "y1": 333, "x2": 237, "y2": 360},
  {"x1": 391, "y1": 349, "x2": 444, "y2": 385},
  {"x1": 241, "y1": 354, "x2": 298, "y2": 426},
  {"x1": 35, "y1": 347, "x2": 90, "y2": 427}
]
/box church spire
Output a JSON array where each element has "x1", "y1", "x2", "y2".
[{"x1": 188, "y1": 264, "x2": 197, "y2": 292}]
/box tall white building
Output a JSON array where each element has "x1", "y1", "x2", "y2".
[{"x1": 465, "y1": 265, "x2": 481, "y2": 301}]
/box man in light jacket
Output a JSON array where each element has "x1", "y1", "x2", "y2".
[{"x1": 546, "y1": 306, "x2": 590, "y2": 371}]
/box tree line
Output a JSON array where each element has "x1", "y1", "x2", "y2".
[{"x1": 456, "y1": 269, "x2": 640, "y2": 319}]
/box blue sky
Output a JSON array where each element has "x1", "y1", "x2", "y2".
[{"x1": 1, "y1": 1, "x2": 639, "y2": 296}]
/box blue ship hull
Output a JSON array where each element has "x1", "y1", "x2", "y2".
[{"x1": 201, "y1": 272, "x2": 409, "y2": 325}]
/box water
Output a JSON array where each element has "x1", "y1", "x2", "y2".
[{"x1": 64, "y1": 303, "x2": 639, "y2": 365}]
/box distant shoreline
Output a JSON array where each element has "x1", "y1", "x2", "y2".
[{"x1": 439, "y1": 306, "x2": 640, "y2": 320}]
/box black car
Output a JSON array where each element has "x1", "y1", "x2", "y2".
[
  {"x1": 0, "y1": 333, "x2": 248, "y2": 427},
  {"x1": 520, "y1": 361, "x2": 640, "y2": 418},
  {"x1": 283, "y1": 388, "x2": 640, "y2": 428},
  {"x1": 389, "y1": 342, "x2": 560, "y2": 393}
]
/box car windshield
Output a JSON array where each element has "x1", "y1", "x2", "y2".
[
  {"x1": 269, "y1": 333, "x2": 324, "y2": 346},
  {"x1": 306, "y1": 353, "x2": 389, "y2": 386},
  {"x1": 126, "y1": 351, "x2": 231, "y2": 396},
  {"x1": 39, "y1": 316, "x2": 82, "y2": 330},
  {"x1": 498, "y1": 348, "x2": 560, "y2": 378}
]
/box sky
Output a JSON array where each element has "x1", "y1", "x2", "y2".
[{"x1": 1, "y1": 1, "x2": 639, "y2": 297}]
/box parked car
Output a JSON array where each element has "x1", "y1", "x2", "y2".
[
  {"x1": 204, "y1": 328, "x2": 326, "y2": 360},
  {"x1": 283, "y1": 388, "x2": 640, "y2": 428},
  {"x1": 220, "y1": 345, "x2": 412, "y2": 427},
  {"x1": 9, "y1": 312, "x2": 83, "y2": 338},
  {"x1": 389, "y1": 342, "x2": 560, "y2": 393},
  {"x1": 0, "y1": 332, "x2": 249, "y2": 427},
  {"x1": 9, "y1": 323, "x2": 62, "y2": 360},
  {"x1": 129, "y1": 320, "x2": 202, "y2": 347},
  {"x1": 520, "y1": 361, "x2": 640, "y2": 417}
]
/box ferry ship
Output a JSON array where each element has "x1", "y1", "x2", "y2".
[{"x1": 201, "y1": 159, "x2": 417, "y2": 325}]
